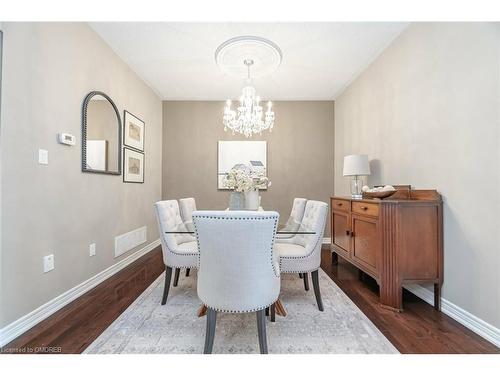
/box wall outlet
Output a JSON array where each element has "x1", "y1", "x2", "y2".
[
  {"x1": 38, "y1": 149, "x2": 48, "y2": 165},
  {"x1": 89, "y1": 243, "x2": 96, "y2": 257},
  {"x1": 43, "y1": 254, "x2": 54, "y2": 273}
]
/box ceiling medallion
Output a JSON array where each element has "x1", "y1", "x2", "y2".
[{"x1": 215, "y1": 36, "x2": 282, "y2": 137}]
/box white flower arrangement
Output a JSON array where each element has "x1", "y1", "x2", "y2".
[
  {"x1": 251, "y1": 170, "x2": 271, "y2": 190},
  {"x1": 224, "y1": 166, "x2": 271, "y2": 192}
]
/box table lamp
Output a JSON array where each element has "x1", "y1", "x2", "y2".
[{"x1": 343, "y1": 154, "x2": 370, "y2": 199}]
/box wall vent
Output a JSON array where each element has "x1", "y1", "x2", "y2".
[{"x1": 114, "y1": 226, "x2": 147, "y2": 258}]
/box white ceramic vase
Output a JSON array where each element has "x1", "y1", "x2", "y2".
[{"x1": 244, "y1": 189, "x2": 260, "y2": 210}]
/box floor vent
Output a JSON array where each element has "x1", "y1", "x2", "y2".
[{"x1": 115, "y1": 226, "x2": 147, "y2": 258}]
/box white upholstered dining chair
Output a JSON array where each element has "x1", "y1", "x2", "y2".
[
  {"x1": 275, "y1": 198, "x2": 308, "y2": 290},
  {"x1": 193, "y1": 210, "x2": 280, "y2": 354},
  {"x1": 274, "y1": 200, "x2": 328, "y2": 311},
  {"x1": 276, "y1": 198, "x2": 307, "y2": 241},
  {"x1": 154, "y1": 200, "x2": 198, "y2": 305},
  {"x1": 179, "y1": 197, "x2": 197, "y2": 230},
  {"x1": 179, "y1": 197, "x2": 197, "y2": 276}
]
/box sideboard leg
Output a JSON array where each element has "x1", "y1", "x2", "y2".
[
  {"x1": 332, "y1": 252, "x2": 338, "y2": 265},
  {"x1": 379, "y1": 281, "x2": 403, "y2": 312},
  {"x1": 434, "y1": 283, "x2": 441, "y2": 311}
]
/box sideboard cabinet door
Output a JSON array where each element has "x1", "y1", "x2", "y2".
[
  {"x1": 351, "y1": 214, "x2": 380, "y2": 275},
  {"x1": 332, "y1": 211, "x2": 350, "y2": 258}
]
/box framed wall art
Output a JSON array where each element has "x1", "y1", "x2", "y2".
[
  {"x1": 123, "y1": 147, "x2": 144, "y2": 183},
  {"x1": 217, "y1": 141, "x2": 267, "y2": 189},
  {"x1": 123, "y1": 110, "x2": 145, "y2": 151}
]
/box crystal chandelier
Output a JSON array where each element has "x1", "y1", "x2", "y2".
[{"x1": 223, "y1": 59, "x2": 275, "y2": 137}]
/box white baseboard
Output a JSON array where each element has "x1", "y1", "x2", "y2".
[
  {"x1": 0, "y1": 239, "x2": 161, "y2": 348},
  {"x1": 322, "y1": 237, "x2": 331, "y2": 245},
  {"x1": 403, "y1": 284, "x2": 500, "y2": 348}
]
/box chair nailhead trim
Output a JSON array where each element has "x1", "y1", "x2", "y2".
[
  {"x1": 165, "y1": 266, "x2": 198, "y2": 270},
  {"x1": 164, "y1": 243, "x2": 199, "y2": 257},
  {"x1": 200, "y1": 297, "x2": 280, "y2": 314},
  {"x1": 281, "y1": 268, "x2": 318, "y2": 274}
]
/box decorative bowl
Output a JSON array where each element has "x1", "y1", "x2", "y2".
[{"x1": 362, "y1": 190, "x2": 396, "y2": 199}]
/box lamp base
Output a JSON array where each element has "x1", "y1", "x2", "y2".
[{"x1": 350, "y1": 176, "x2": 364, "y2": 199}]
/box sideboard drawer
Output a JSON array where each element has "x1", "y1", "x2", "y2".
[
  {"x1": 352, "y1": 201, "x2": 379, "y2": 217},
  {"x1": 332, "y1": 199, "x2": 349, "y2": 212}
]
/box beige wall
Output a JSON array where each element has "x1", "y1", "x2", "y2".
[
  {"x1": 0, "y1": 23, "x2": 163, "y2": 327},
  {"x1": 334, "y1": 23, "x2": 500, "y2": 328},
  {"x1": 162, "y1": 101, "x2": 334, "y2": 235}
]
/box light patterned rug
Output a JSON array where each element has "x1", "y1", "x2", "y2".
[{"x1": 85, "y1": 269, "x2": 398, "y2": 354}]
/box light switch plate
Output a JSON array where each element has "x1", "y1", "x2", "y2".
[
  {"x1": 43, "y1": 254, "x2": 54, "y2": 273},
  {"x1": 38, "y1": 149, "x2": 48, "y2": 165},
  {"x1": 89, "y1": 243, "x2": 96, "y2": 257}
]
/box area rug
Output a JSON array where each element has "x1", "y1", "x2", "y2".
[{"x1": 84, "y1": 269, "x2": 398, "y2": 354}]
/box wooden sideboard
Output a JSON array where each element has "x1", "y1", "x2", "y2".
[{"x1": 330, "y1": 188, "x2": 443, "y2": 311}]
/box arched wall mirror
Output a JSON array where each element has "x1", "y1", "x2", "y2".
[{"x1": 82, "y1": 91, "x2": 122, "y2": 175}]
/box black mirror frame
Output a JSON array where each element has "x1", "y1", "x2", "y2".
[{"x1": 82, "y1": 91, "x2": 122, "y2": 175}]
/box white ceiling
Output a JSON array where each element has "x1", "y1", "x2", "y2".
[{"x1": 89, "y1": 22, "x2": 408, "y2": 101}]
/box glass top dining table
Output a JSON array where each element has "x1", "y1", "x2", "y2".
[{"x1": 164, "y1": 225, "x2": 316, "y2": 235}]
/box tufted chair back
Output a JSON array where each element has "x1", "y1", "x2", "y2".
[
  {"x1": 277, "y1": 198, "x2": 307, "y2": 241},
  {"x1": 287, "y1": 200, "x2": 328, "y2": 271},
  {"x1": 289, "y1": 198, "x2": 307, "y2": 225},
  {"x1": 154, "y1": 200, "x2": 197, "y2": 268},
  {"x1": 193, "y1": 210, "x2": 281, "y2": 313},
  {"x1": 179, "y1": 198, "x2": 197, "y2": 229}
]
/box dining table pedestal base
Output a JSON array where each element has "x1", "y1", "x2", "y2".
[{"x1": 197, "y1": 304, "x2": 208, "y2": 317}]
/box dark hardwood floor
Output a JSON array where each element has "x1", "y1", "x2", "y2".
[
  {"x1": 2, "y1": 246, "x2": 498, "y2": 354},
  {"x1": 320, "y1": 248, "x2": 499, "y2": 354},
  {"x1": 2, "y1": 247, "x2": 165, "y2": 354}
]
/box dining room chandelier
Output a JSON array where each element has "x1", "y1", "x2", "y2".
[{"x1": 223, "y1": 59, "x2": 274, "y2": 137}]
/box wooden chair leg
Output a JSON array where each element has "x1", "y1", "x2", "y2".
[
  {"x1": 161, "y1": 266, "x2": 173, "y2": 305},
  {"x1": 173, "y1": 268, "x2": 180, "y2": 287},
  {"x1": 256, "y1": 309, "x2": 268, "y2": 354},
  {"x1": 299, "y1": 273, "x2": 303, "y2": 279},
  {"x1": 270, "y1": 303, "x2": 276, "y2": 322},
  {"x1": 265, "y1": 307, "x2": 269, "y2": 316},
  {"x1": 303, "y1": 272, "x2": 309, "y2": 291},
  {"x1": 186, "y1": 268, "x2": 190, "y2": 277},
  {"x1": 311, "y1": 270, "x2": 324, "y2": 311},
  {"x1": 203, "y1": 308, "x2": 217, "y2": 354}
]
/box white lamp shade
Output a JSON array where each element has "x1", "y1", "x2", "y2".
[{"x1": 343, "y1": 154, "x2": 371, "y2": 176}]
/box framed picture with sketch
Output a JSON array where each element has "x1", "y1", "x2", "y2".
[
  {"x1": 123, "y1": 110, "x2": 145, "y2": 152},
  {"x1": 123, "y1": 147, "x2": 144, "y2": 183}
]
